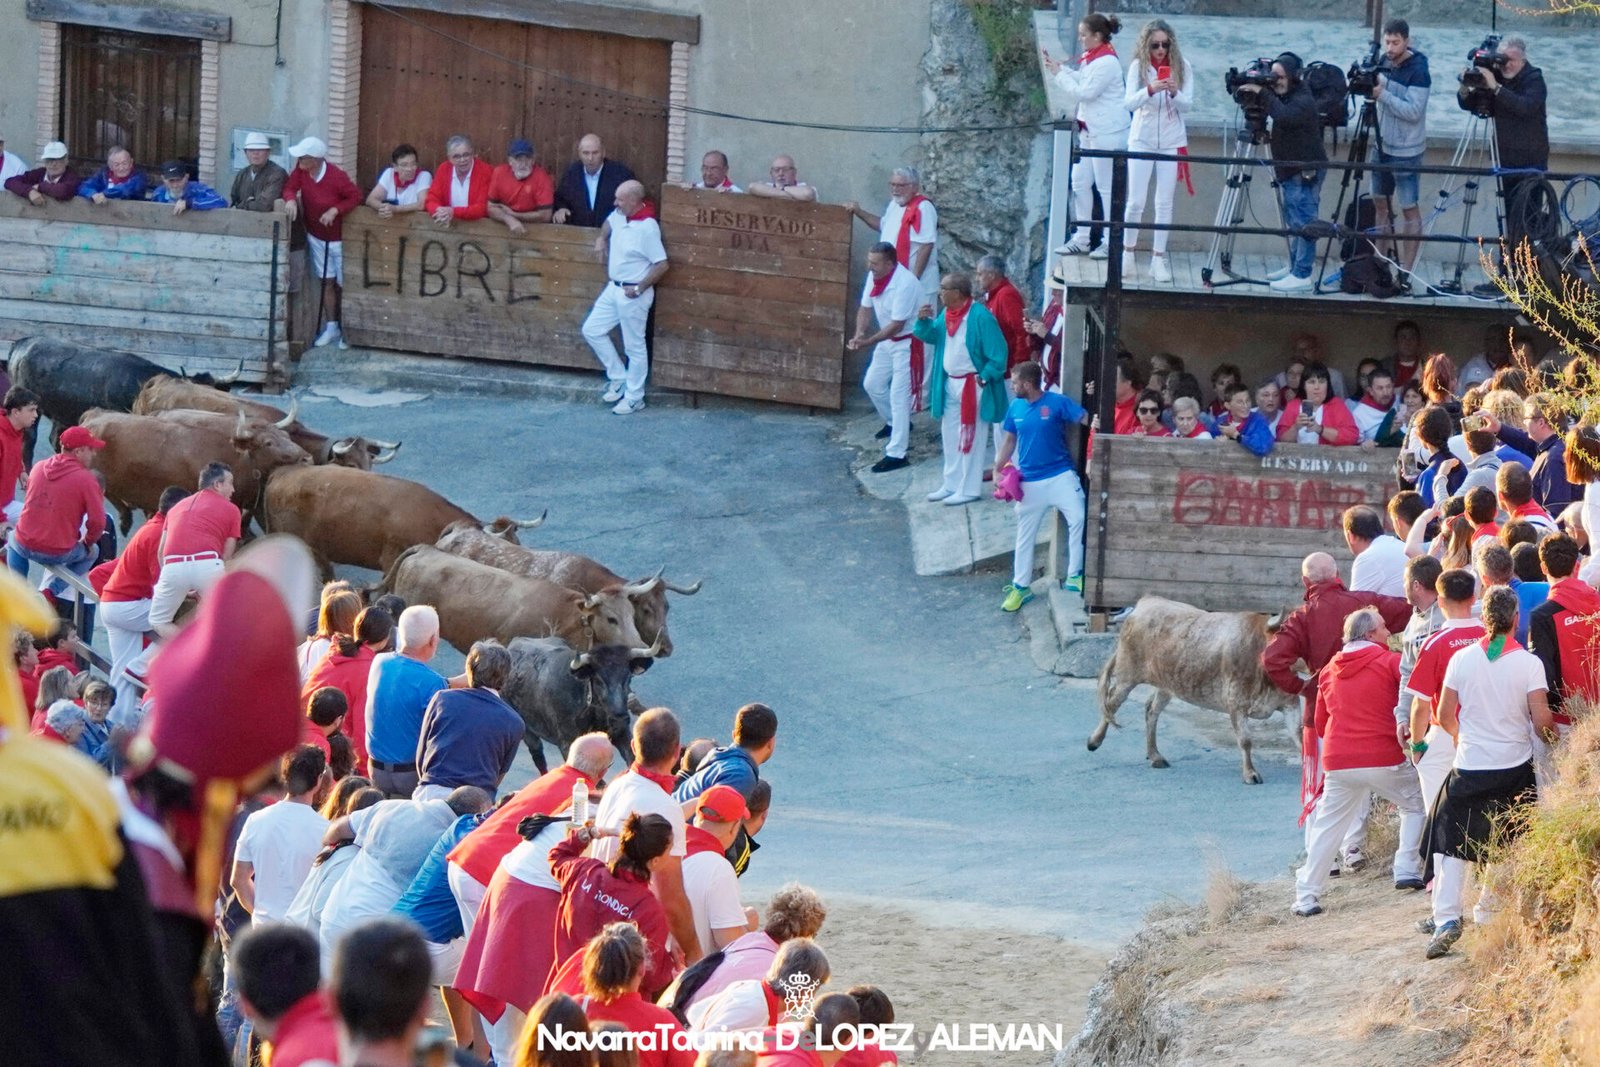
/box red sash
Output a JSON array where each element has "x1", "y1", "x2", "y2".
[
  {"x1": 895, "y1": 196, "x2": 931, "y2": 415},
  {"x1": 950, "y1": 374, "x2": 979, "y2": 454},
  {"x1": 1177, "y1": 147, "x2": 1194, "y2": 195}
]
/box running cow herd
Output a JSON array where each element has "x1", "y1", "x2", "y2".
[{"x1": 9, "y1": 338, "x2": 703, "y2": 766}]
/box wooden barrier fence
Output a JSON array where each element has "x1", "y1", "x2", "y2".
[
  {"x1": 0, "y1": 196, "x2": 291, "y2": 385},
  {"x1": 341, "y1": 188, "x2": 853, "y2": 409},
  {"x1": 1084, "y1": 437, "x2": 1397, "y2": 614}
]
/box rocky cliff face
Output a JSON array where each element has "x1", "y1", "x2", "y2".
[{"x1": 919, "y1": 0, "x2": 1052, "y2": 302}]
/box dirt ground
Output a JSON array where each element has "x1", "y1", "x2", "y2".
[{"x1": 819, "y1": 895, "x2": 1108, "y2": 1066}]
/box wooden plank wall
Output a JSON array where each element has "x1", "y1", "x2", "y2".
[
  {"x1": 0, "y1": 196, "x2": 290, "y2": 384},
  {"x1": 340, "y1": 191, "x2": 855, "y2": 409},
  {"x1": 341, "y1": 213, "x2": 605, "y2": 368},
  {"x1": 1084, "y1": 437, "x2": 1397, "y2": 614},
  {"x1": 653, "y1": 188, "x2": 850, "y2": 409}
]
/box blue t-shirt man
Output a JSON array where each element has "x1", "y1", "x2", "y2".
[
  {"x1": 366, "y1": 652, "x2": 448, "y2": 766},
  {"x1": 1002, "y1": 391, "x2": 1086, "y2": 482},
  {"x1": 392, "y1": 811, "x2": 488, "y2": 944}
]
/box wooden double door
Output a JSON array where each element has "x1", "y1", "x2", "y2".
[{"x1": 358, "y1": 5, "x2": 670, "y2": 193}]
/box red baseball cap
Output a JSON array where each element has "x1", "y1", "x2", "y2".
[
  {"x1": 59, "y1": 426, "x2": 105, "y2": 450},
  {"x1": 696, "y1": 784, "x2": 751, "y2": 822}
]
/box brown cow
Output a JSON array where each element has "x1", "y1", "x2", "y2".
[
  {"x1": 260, "y1": 465, "x2": 544, "y2": 574},
  {"x1": 81, "y1": 407, "x2": 312, "y2": 532},
  {"x1": 381, "y1": 545, "x2": 643, "y2": 653},
  {"x1": 433, "y1": 520, "x2": 700, "y2": 656},
  {"x1": 132, "y1": 374, "x2": 400, "y2": 469},
  {"x1": 1087, "y1": 596, "x2": 1295, "y2": 784}
]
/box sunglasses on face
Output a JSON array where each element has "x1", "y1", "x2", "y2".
[
  {"x1": 1137, "y1": 406, "x2": 1160, "y2": 414},
  {"x1": 1150, "y1": 41, "x2": 1170, "y2": 49}
]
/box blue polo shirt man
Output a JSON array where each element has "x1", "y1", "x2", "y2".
[
  {"x1": 997, "y1": 359, "x2": 1089, "y2": 611},
  {"x1": 413, "y1": 642, "x2": 523, "y2": 801},
  {"x1": 366, "y1": 606, "x2": 448, "y2": 798}
]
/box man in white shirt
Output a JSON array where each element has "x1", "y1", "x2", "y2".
[
  {"x1": 581, "y1": 180, "x2": 668, "y2": 416},
  {"x1": 681, "y1": 785, "x2": 758, "y2": 956},
  {"x1": 846, "y1": 167, "x2": 938, "y2": 307},
  {"x1": 746, "y1": 155, "x2": 817, "y2": 201},
  {"x1": 0, "y1": 136, "x2": 26, "y2": 184},
  {"x1": 1347, "y1": 368, "x2": 1398, "y2": 444},
  {"x1": 846, "y1": 242, "x2": 923, "y2": 473},
  {"x1": 590, "y1": 707, "x2": 701, "y2": 964},
  {"x1": 690, "y1": 150, "x2": 742, "y2": 193},
  {"x1": 231, "y1": 745, "x2": 331, "y2": 924},
  {"x1": 1343, "y1": 505, "x2": 1408, "y2": 597}
]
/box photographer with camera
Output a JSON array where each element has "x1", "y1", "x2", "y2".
[
  {"x1": 1470, "y1": 37, "x2": 1549, "y2": 246},
  {"x1": 1237, "y1": 53, "x2": 1327, "y2": 293},
  {"x1": 1365, "y1": 20, "x2": 1431, "y2": 275}
]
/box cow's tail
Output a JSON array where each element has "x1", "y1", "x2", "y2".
[
  {"x1": 379, "y1": 544, "x2": 423, "y2": 596},
  {"x1": 1088, "y1": 648, "x2": 1119, "y2": 750}
]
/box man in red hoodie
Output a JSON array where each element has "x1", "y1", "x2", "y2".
[
  {"x1": 282, "y1": 136, "x2": 363, "y2": 350},
  {"x1": 1262, "y1": 552, "x2": 1410, "y2": 834},
  {"x1": 1528, "y1": 533, "x2": 1600, "y2": 741},
  {"x1": 6, "y1": 424, "x2": 105, "y2": 586},
  {"x1": 0, "y1": 386, "x2": 38, "y2": 530},
  {"x1": 1292, "y1": 606, "x2": 1426, "y2": 916}
]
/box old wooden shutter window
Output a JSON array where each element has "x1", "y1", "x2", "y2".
[{"x1": 59, "y1": 25, "x2": 201, "y2": 172}]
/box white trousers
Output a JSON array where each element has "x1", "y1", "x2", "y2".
[
  {"x1": 1013, "y1": 469, "x2": 1086, "y2": 586},
  {"x1": 147, "y1": 556, "x2": 225, "y2": 628},
  {"x1": 1417, "y1": 725, "x2": 1457, "y2": 816},
  {"x1": 1125, "y1": 158, "x2": 1179, "y2": 254},
  {"x1": 1294, "y1": 763, "x2": 1425, "y2": 910},
  {"x1": 446, "y1": 863, "x2": 488, "y2": 936},
  {"x1": 863, "y1": 340, "x2": 912, "y2": 460},
  {"x1": 939, "y1": 379, "x2": 989, "y2": 499},
  {"x1": 1432, "y1": 854, "x2": 1495, "y2": 927},
  {"x1": 1069, "y1": 128, "x2": 1130, "y2": 246},
  {"x1": 101, "y1": 597, "x2": 152, "y2": 726},
  {"x1": 1300, "y1": 789, "x2": 1371, "y2": 858},
  {"x1": 488, "y1": 1006, "x2": 528, "y2": 1067},
  {"x1": 582, "y1": 284, "x2": 653, "y2": 403}
]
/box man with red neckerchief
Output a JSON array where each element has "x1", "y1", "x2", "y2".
[
  {"x1": 848, "y1": 244, "x2": 923, "y2": 474},
  {"x1": 1497, "y1": 463, "x2": 1558, "y2": 535},
  {"x1": 1262, "y1": 552, "x2": 1410, "y2": 832},
  {"x1": 590, "y1": 707, "x2": 701, "y2": 964},
  {"x1": 1527, "y1": 533, "x2": 1600, "y2": 741},
  {"x1": 846, "y1": 167, "x2": 939, "y2": 410},
  {"x1": 912, "y1": 273, "x2": 1010, "y2": 507},
  {"x1": 1403, "y1": 568, "x2": 1484, "y2": 814},
  {"x1": 582, "y1": 179, "x2": 669, "y2": 416},
  {"x1": 683, "y1": 785, "x2": 756, "y2": 955},
  {"x1": 1025, "y1": 267, "x2": 1068, "y2": 390},
  {"x1": 690, "y1": 150, "x2": 743, "y2": 193}
]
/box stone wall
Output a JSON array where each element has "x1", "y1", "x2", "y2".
[{"x1": 921, "y1": 0, "x2": 1054, "y2": 302}]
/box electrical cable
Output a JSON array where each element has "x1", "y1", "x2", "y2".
[{"x1": 368, "y1": 2, "x2": 1058, "y2": 135}]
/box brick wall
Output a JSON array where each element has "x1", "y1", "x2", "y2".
[{"x1": 327, "y1": 0, "x2": 361, "y2": 174}]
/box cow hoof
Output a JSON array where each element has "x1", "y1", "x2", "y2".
[
  {"x1": 1150, "y1": 757, "x2": 1170, "y2": 769},
  {"x1": 1244, "y1": 772, "x2": 1264, "y2": 785},
  {"x1": 1086, "y1": 736, "x2": 1102, "y2": 752}
]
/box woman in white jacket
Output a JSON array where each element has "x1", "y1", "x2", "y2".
[
  {"x1": 1122, "y1": 19, "x2": 1192, "y2": 283},
  {"x1": 1044, "y1": 13, "x2": 1130, "y2": 258}
]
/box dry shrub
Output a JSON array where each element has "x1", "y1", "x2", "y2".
[
  {"x1": 1203, "y1": 864, "x2": 1246, "y2": 928},
  {"x1": 1348, "y1": 990, "x2": 1410, "y2": 1039},
  {"x1": 1360, "y1": 797, "x2": 1401, "y2": 875}
]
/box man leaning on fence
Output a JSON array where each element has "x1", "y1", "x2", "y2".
[
  {"x1": 282, "y1": 136, "x2": 363, "y2": 350},
  {"x1": 232, "y1": 131, "x2": 288, "y2": 212}
]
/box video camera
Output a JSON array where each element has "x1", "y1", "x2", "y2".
[
  {"x1": 1224, "y1": 59, "x2": 1276, "y2": 133},
  {"x1": 1458, "y1": 34, "x2": 1505, "y2": 115},
  {"x1": 1346, "y1": 41, "x2": 1385, "y2": 97}
]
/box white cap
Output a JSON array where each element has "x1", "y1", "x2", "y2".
[
  {"x1": 288, "y1": 136, "x2": 327, "y2": 159},
  {"x1": 243, "y1": 131, "x2": 271, "y2": 150},
  {"x1": 39, "y1": 141, "x2": 67, "y2": 160}
]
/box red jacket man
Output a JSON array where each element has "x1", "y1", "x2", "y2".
[
  {"x1": 1315, "y1": 638, "x2": 1404, "y2": 770},
  {"x1": 1528, "y1": 534, "x2": 1600, "y2": 725},
  {"x1": 425, "y1": 137, "x2": 492, "y2": 223},
  {"x1": 978, "y1": 261, "x2": 1029, "y2": 373}
]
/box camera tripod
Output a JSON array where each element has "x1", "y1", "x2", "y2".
[
  {"x1": 1426, "y1": 112, "x2": 1501, "y2": 294},
  {"x1": 1201, "y1": 119, "x2": 1282, "y2": 288},
  {"x1": 1314, "y1": 94, "x2": 1401, "y2": 293}
]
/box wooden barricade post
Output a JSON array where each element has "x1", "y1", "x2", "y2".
[
  {"x1": 1084, "y1": 437, "x2": 1397, "y2": 614},
  {"x1": 0, "y1": 196, "x2": 290, "y2": 385}
]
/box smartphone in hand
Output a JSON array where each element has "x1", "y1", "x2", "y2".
[{"x1": 1157, "y1": 64, "x2": 1171, "y2": 82}]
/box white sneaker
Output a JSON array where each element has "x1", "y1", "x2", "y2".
[
  {"x1": 1269, "y1": 273, "x2": 1314, "y2": 293},
  {"x1": 336, "y1": 332, "x2": 349, "y2": 351},
  {"x1": 313, "y1": 322, "x2": 340, "y2": 348},
  {"x1": 926, "y1": 488, "x2": 953, "y2": 502},
  {"x1": 1089, "y1": 244, "x2": 1109, "y2": 260},
  {"x1": 612, "y1": 397, "x2": 646, "y2": 415},
  {"x1": 1265, "y1": 265, "x2": 1293, "y2": 282},
  {"x1": 1150, "y1": 255, "x2": 1172, "y2": 283},
  {"x1": 1121, "y1": 257, "x2": 1138, "y2": 281},
  {"x1": 601, "y1": 381, "x2": 625, "y2": 403},
  {"x1": 1057, "y1": 240, "x2": 1090, "y2": 256}
]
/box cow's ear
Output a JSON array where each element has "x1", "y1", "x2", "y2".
[{"x1": 630, "y1": 658, "x2": 654, "y2": 676}]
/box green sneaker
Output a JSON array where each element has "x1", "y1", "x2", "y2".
[
  {"x1": 1002, "y1": 584, "x2": 1034, "y2": 612},
  {"x1": 1063, "y1": 573, "x2": 1084, "y2": 594}
]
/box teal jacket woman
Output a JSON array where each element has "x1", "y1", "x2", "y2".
[{"x1": 911, "y1": 300, "x2": 1010, "y2": 423}]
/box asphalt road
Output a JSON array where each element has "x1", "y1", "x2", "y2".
[{"x1": 255, "y1": 387, "x2": 1308, "y2": 943}]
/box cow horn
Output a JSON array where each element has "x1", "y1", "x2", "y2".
[
  {"x1": 512, "y1": 510, "x2": 547, "y2": 529},
  {"x1": 273, "y1": 396, "x2": 298, "y2": 429},
  {"x1": 569, "y1": 651, "x2": 594, "y2": 672},
  {"x1": 621, "y1": 567, "x2": 665, "y2": 597},
  {"x1": 371, "y1": 446, "x2": 400, "y2": 465},
  {"x1": 233, "y1": 410, "x2": 249, "y2": 437},
  {"x1": 330, "y1": 438, "x2": 356, "y2": 456},
  {"x1": 661, "y1": 577, "x2": 704, "y2": 595},
  {"x1": 214, "y1": 361, "x2": 244, "y2": 385},
  {"x1": 365, "y1": 437, "x2": 401, "y2": 450},
  {"x1": 628, "y1": 632, "x2": 666, "y2": 660},
  {"x1": 178, "y1": 363, "x2": 190, "y2": 378}
]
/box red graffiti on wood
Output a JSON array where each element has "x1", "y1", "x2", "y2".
[{"x1": 1172, "y1": 471, "x2": 1371, "y2": 529}]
